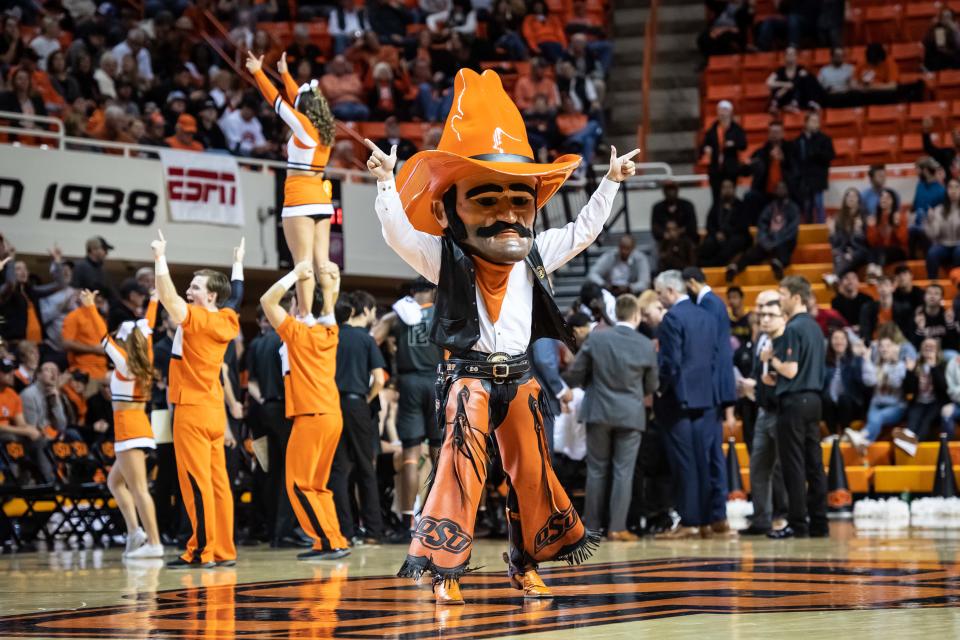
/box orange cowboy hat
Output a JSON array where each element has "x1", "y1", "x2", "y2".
[{"x1": 395, "y1": 68, "x2": 582, "y2": 236}]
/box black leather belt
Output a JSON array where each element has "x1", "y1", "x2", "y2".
[{"x1": 443, "y1": 351, "x2": 530, "y2": 384}]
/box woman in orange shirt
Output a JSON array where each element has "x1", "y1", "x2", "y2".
[
  {"x1": 521, "y1": 1, "x2": 568, "y2": 62},
  {"x1": 78, "y1": 288, "x2": 163, "y2": 558},
  {"x1": 246, "y1": 51, "x2": 336, "y2": 318}
]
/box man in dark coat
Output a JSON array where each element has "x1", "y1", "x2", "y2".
[{"x1": 790, "y1": 111, "x2": 835, "y2": 223}]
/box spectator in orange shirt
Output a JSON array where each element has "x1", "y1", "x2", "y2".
[
  {"x1": 522, "y1": 1, "x2": 568, "y2": 62},
  {"x1": 87, "y1": 105, "x2": 136, "y2": 147},
  {"x1": 0, "y1": 356, "x2": 51, "y2": 484},
  {"x1": 866, "y1": 188, "x2": 910, "y2": 271},
  {"x1": 165, "y1": 113, "x2": 204, "y2": 151},
  {"x1": 513, "y1": 57, "x2": 560, "y2": 112},
  {"x1": 556, "y1": 93, "x2": 602, "y2": 171},
  {"x1": 320, "y1": 55, "x2": 370, "y2": 121},
  {"x1": 853, "y1": 43, "x2": 899, "y2": 92},
  {"x1": 61, "y1": 291, "x2": 108, "y2": 382}
]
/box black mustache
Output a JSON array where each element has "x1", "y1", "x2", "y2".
[{"x1": 476, "y1": 222, "x2": 532, "y2": 238}]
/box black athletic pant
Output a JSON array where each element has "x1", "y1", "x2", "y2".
[
  {"x1": 776, "y1": 391, "x2": 828, "y2": 535},
  {"x1": 258, "y1": 400, "x2": 297, "y2": 542},
  {"x1": 329, "y1": 394, "x2": 383, "y2": 539}
]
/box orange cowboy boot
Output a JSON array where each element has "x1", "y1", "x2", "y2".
[
  {"x1": 434, "y1": 577, "x2": 465, "y2": 605},
  {"x1": 510, "y1": 568, "x2": 553, "y2": 599}
]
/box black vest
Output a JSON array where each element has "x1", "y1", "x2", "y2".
[{"x1": 429, "y1": 234, "x2": 576, "y2": 355}]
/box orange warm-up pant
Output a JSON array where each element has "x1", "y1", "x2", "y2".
[
  {"x1": 286, "y1": 413, "x2": 349, "y2": 550},
  {"x1": 173, "y1": 404, "x2": 236, "y2": 563}
]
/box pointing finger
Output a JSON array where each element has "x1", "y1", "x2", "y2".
[
  {"x1": 239, "y1": 237, "x2": 245, "y2": 252},
  {"x1": 609, "y1": 145, "x2": 617, "y2": 162},
  {"x1": 390, "y1": 144, "x2": 397, "y2": 160},
  {"x1": 158, "y1": 229, "x2": 165, "y2": 242},
  {"x1": 363, "y1": 137, "x2": 385, "y2": 157},
  {"x1": 619, "y1": 148, "x2": 642, "y2": 162}
]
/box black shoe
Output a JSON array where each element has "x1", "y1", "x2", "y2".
[
  {"x1": 270, "y1": 535, "x2": 312, "y2": 549},
  {"x1": 809, "y1": 528, "x2": 830, "y2": 538},
  {"x1": 167, "y1": 557, "x2": 216, "y2": 569},
  {"x1": 725, "y1": 265, "x2": 737, "y2": 283},
  {"x1": 771, "y1": 259, "x2": 785, "y2": 281},
  {"x1": 767, "y1": 526, "x2": 807, "y2": 539},
  {"x1": 738, "y1": 524, "x2": 771, "y2": 536},
  {"x1": 382, "y1": 528, "x2": 412, "y2": 544},
  {"x1": 214, "y1": 559, "x2": 237, "y2": 567},
  {"x1": 297, "y1": 548, "x2": 351, "y2": 561},
  {"x1": 160, "y1": 533, "x2": 179, "y2": 546}
]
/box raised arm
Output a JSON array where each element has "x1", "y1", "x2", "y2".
[
  {"x1": 535, "y1": 147, "x2": 639, "y2": 273},
  {"x1": 78, "y1": 288, "x2": 128, "y2": 375},
  {"x1": 151, "y1": 230, "x2": 188, "y2": 326},
  {"x1": 247, "y1": 53, "x2": 318, "y2": 147},
  {"x1": 224, "y1": 237, "x2": 245, "y2": 312},
  {"x1": 260, "y1": 261, "x2": 314, "y2": 330},
  {"x1": 277, "y1": 53, "x2": 300, "y2": 104},
  {"x1": 364, "y1": 138, "x2": 442, "y2": 281},
  {"x1": 371, "y1": 311, "x2": 397, "y2": 345}
]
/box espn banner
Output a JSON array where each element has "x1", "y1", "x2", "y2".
[{"x1": 158, "y1": 149, "x2": 245, "y2": 227}]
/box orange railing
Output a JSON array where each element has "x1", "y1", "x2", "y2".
[{"x1": 638, "y1": 0, "x2": 660, "y2": 162}]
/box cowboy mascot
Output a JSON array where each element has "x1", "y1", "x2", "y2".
[{"x1": 363, "y1": 68, "x2": 638, "y2": 605}]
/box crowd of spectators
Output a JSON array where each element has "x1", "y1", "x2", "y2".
[{"x1": 0, "y1": 0, "x2": 613, "y2": 169}]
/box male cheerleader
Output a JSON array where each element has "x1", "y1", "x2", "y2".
[
  {"x1": 152, "y1": 231, "x2": 239, "y2": 568},
  {"x1": 260, "y1": 260, "x2": 349, "y2": 559}
]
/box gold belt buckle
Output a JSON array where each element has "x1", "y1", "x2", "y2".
[{"x1": 487, "y1": 352, "x2": 510, "y2": 383}]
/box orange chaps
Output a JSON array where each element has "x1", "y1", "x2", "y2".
[
  {"x1": 286, "y1": 413, "x2": 349, "y2": 551},
  {"x1": 173, "y1": 404, "x2": 236, "y2": 564},
  {"x1": 398, "y1": 375, "x2": 597, "y2": 582}
]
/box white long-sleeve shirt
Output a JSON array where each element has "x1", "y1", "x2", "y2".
[{"x1": 375, "y1": 176, "x2": 620, "y2": 355}]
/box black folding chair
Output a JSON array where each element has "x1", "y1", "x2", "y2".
[
  {"x1": 0, "y1": 440, "x2": 57, "y2": 546},
  {"x1": 46, "y1": 440, "x2": 119, "y2": 547}
]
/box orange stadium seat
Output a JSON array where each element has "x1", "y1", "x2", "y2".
[
  {"x1": 833, "y1": 137, "x2": 860, "y2": 164},
  {"x1": 822, "y1": 108, "x2": 863, "y2": 139},
  {"x1": 706, "y1": 55, "x2": 741, "y2": 86},
  {"x1": 904, "y1": 2, "x2": 942, "y2": 41},
  {"x1": 890, "y1": 42, "x2": 924, "y2": 72},
  {"x1": 742, "y1": 52, "x2": 778, "y2": 84},
  {"x1": 859, "y1": 135, "x2": 899, "y2": 164},
  {"x1": 936, "y1": 70, "x2": 960, "y2": 100},
  {"x1": 864, "y1": 104, "x2": 906, "y2": 136},
  {"x1": 906, "y1": 101, "x2": 949, "y2": 135},
  {"x1": 742, "y1": 83, "x2": 770, "y2": 114},
  {"x1": 901, "y1": 133, "x2": 925, "y2": 159},
  {"x1": 862, "y1": 5, "x2": 903, "y2": 43}
]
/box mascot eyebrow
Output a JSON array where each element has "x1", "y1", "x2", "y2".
[{"x1": 465, "y1": 184, "x2": 537, "y2": 199}]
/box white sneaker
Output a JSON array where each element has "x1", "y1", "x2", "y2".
[
  {"x1": 125, "y1": 543, "x2": 165, "y2": 559},
  {"x1": 124, "y1": 528, "x2": 147, "y2": 556}
]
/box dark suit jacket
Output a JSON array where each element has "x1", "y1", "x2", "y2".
[
  {"x1": 698, "y1": 289, "x2": 737, "y2": 407},
  {"x1": 656, "y1": 298, "x2": 716, "y2": 420},
  {"x1": 565, "y1": 325, "x2": 658, "y2": 430},
  {"x1": 791, "y1": 130, "x2": 835, "y2": 194},
  {"x1": 532, "y1": 337, "x2": 566, "y2": 417}
]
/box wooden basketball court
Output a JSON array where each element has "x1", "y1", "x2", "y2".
[{"x1": 1, "y1": 523, "x2": 959, "y2": 639}]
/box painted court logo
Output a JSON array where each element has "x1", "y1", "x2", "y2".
[{"x1": 2, "y1": 558, "x2": 960, "y2": 638}]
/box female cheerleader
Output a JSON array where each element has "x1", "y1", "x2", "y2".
[
  {"x1": 78, "y1": 289, "x2": 163, "y2": 558},
  {"x1": 246, "y1": 51, "x2": 336, "y2": 317}
]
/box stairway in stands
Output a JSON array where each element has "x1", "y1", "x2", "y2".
[{"x1": 605, "y1": 0, "x2": 649, "y2": 157}]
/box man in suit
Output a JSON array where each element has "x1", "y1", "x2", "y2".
[
  {"x1": 683, "y1": 267, "x2": 736, "y2": 537},
  {"x1": 566, "y1": 294, "x2": 659, "y2": 541},
  {"x1": 652, "y1": 270, "x2": 717, "y2": 539},
  {"x1": 532, "y1": 337, "x2": 571, "y2": 454}
]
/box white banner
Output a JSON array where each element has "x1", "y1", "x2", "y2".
[
  {"x1": 0, "y1": 145, "x2": 278, "y2": 270},
  {"x1": 158, "y1": 149, "x2": 245, "y2": 227}
]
